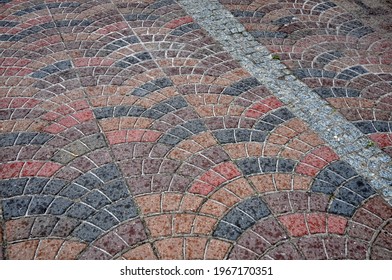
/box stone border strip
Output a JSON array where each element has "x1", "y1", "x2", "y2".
[{"x1": 176, "y1": 0, "x2": 392, "y2": 204}]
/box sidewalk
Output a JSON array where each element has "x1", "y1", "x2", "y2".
[{"x1": 0, "y1": 0, "x2": 391, "y2": 260}]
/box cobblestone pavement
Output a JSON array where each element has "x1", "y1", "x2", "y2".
[{"x1": 0, "y1": 0, "x2": 391, "y2": 260}]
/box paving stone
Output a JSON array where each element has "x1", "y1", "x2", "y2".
[
  {"x1": 66, "y1": 203, "x2": 95, "y2": 220},
  {"x1": 106, "y1": 197, "x2": 138, "y2": 222},
  {"x1": 0, "y1": 178, "x2": 27, "y2": 198},
  {"x1": 328, "y1": 199, "x2": 356, "y2": 217},
  {"x1": 236, "y1": 157, "x2": 260, "y2": 175},
  {"x1": 2, "y1": 197, "x2": 31, "y2": 219},
  {"x1": 213, "y1": 221, "x2": 243, "y2": 241},
  {"x1": 72, "y1": 223, "x2": 103, "y2": 242},
  {"x1": 27, "y1": 196, "x2": 54, "y2": 215},
  {"x1": 30, "y1": 216, "x2": 59, "y2": 238}
]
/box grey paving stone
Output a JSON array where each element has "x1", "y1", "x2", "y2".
[
  {"x1": 25, "y1": 178, "x2": 49, "y2": 195},
  {"x1": 47, "y1": 197, "x2": 73, "y2": 215},
  {"x1": 328, "y1": 161, "x2": 358, "y2": 179},
  {"x1": 237, "y1": 197, "x2": 270, "y2": 220},
  {"x1": 42, "y1": 179, "x2": 68, "y2": 195},
  {"x1": 213, "y1": 129, "x2": 236, "y2": 144},
  {"x1": 344, "y1": 177, "x2": 376, "y2": 198},
  {"x1": 66, "y1": 203, "x2": 95, "y2": 220},
  {"x1": 93, "y1": 107, "x2": 114, "y2": 119},
  {"x1": 250, "y1": 130, "x2": 267, "y2": 142},
  {"x1": 168, "y1": 126, "x2": 192, "y2": 139},
  {"x1": 259, "y1": 157, "x2": 277, "y2": 173},
  {"x1": 106, "y1": 197, "x2": 138, "y2": 221},
  {"x1": 0, "y1": 133, "x2": 18, "y2": 147},
  {"x1": 92, "y1": 163, "x2": 122, "y2": 182},
  {"x1": 31, "y1": 216, "x2": 59, "y2": 238},
  {"x1": 2, "y1": 197, "x2": 31, "y2": 219},
  {"x1": 158, "y1": 134, "x2": 182, "y2": 146},
  {"x1": 0, "y1": 178, "x2": 27, "y2": 198},
  {"x1": 328, "y1": 199, "x2": 356, "y2": 217},
  {"x1": 165, "y1": 96, "x2": 188, "y2": 109},
  {"x1": 182, "y1": 119, "x2": 207, "y2": 134},
  {"x1": 88, "y1": 210, "x2": 119, "y2": 230},
  {"x1": 75, "y1": 173, "x2": 103, "y2": 190},
  {"x1": 277, "y1": 159, "x2": 296, "y2": 172},
  {"x1": 235, "y1": 129, "x2": 251, "y2": 142},
  {"x1": 223, "y1": 208, "x2": 255, "y2": 230},
  {"x1": 51, "y1": 217, "x2": 80, "y2": 238},
  {"x1": 82, "y1": 190, "x2": 111, "y2": 209},
  {"x1": 72, "y1": 222, "x2": 103, "y2": 242},
  {"x1": 59, "y1": 183, "x2": 88, "y2": 199},
  {"x1": 311, "y1": 179, "x2": 337, "y2": 195},
  {"x1": 14, "y1": 132, "x2": 38, "y2": 145},
  {"x1": 337, "y1": 187, "x2": 364, "y2": 206},
  {"x1": 213, "y1": 221, "x2": 243, "y2": 241},
  {"x1": 236, "y1": 158, "x2": 260, "y2": 175},
  {"x1": 100, "y1": 180, "x2": 129, "y2": 201}
]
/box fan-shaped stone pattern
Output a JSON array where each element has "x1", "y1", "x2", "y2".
[
  {"x1": 311, "y1": 160, "x2": 376, "y2": 217},
  {"x1": 93, "y1": 95, "x2": 188, "y2": 120},
  {"x1": 236, "y1": 157, "x2": 297, "y2": 176},
  {"x1": 0, "y1": 163, "x2": 139, "y2": 243},
  {"x1": 213, "y1": 197, "x2": 271, "y2": 241}
]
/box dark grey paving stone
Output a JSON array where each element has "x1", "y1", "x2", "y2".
[
  {"x1": 236, "y1": 157, "x2": 260, "y2": 175},
  {"x1": 66, "y1": 203, "x2": 95, "y2": 220},
  {"x1": 235, "y1": 129, "x2": 251, "y2": 142},
  {"x1": 328, "y1": 161, "x2": 358, "y2": 179},
  {"x1": 82, "y1": 190, "x2": 111, "y2": 209},
  {"x1": 106, "y1": 197, "x2": 138, "y2": 221},
  {"x1": 31, "y1": 216, "x2": 59, "y2": 238},
  {"x1": 51, "y1": 217, "x2": 80, "y2": 238},
  {"x1": 47, "y1": 197, "x2": 73, "y2": 215},
  {"x1": 277, "y1": 158, "x2": 296, "y2": 172},
  {"x1": 315, "y1": 168, "x2": 346, "y2": 187},
  {"x1": 168, "y1": 126, "x2": 192, "y2": 139},
  {"x1": 100, "y1": 180, "x2": 129, "y2": 201},
  {"x1": 82, "y1": 133, "x2": 107, "y2": 150},
  {"x1": 337, "y1": 187, "x2": 364, "y2": 206},
  {"x1": 165, "y1": 96, "x2": 188, "y2": 110},
  {"x1": 42, "y1": 179, "x2": 68, "y2": 195},
  {"x1": 223, "y1": 208, "x2": 255, "y2": 230},
  {"x1": 72, "y1": 222, "x2": 103, "y2": 242},
  {"x1": 14, "y1": 132, "x2": 38, "y2": 145},
  {"x1": 237, "y1": 197, "x2": 270, "y2": 220},
  {"x1": 158, "y1": 134, "x2": 181, "y2": 146},
  {"x1": 0, "y1": 178, "x2": 27, "y2": 198},
  {"x1": 27, "y1": 196, "x2": 54, "y2": 215},
  {"x1": 259, "y1": 157, "x2": 277, "y2": 173},
  {"x1": 354, "y1": 121, "x2": 377, "y2": 134},
  {"x1": 311, "y1": 179, "x2": 337, "y2": 195},
  {"x1": 88, "y1": 210, "x2": 119, "y2": 230},
  {"x1": 213, "y1": 129, "x2": 236, "y2": 144},
  {"x1": 344, "y1": 177, "x2": 375, "y2": 198},
  {"x1": 0, "y1": 133, "x2": 18, "y2": 147},
  {"x1": 2, "y1": 197, "x2": 31, "y2": 219},
  {"x1": 59, "y1": 183, "x2": 88, "y2": 199},
  {"x1": 93, "y1": 163, "x2": 122, "y2": 182},
  {"x1": 250, "y1": 130, "x2": 267, "y2": 142},
  {"x1": 328, "y1": 199, "x2": 356, "y2": 217},
  {"x1": 182, "y1": 119, "x2": 207, "y2": 134},
  {"x1": 93, "y1": 107, "x2": 114, "y2": 119},
  {"x1": 75, "y1": 173, "x2": 103, "y2": 190},
  {"x1": 213, "y1": 221, "x2": 243, "y2": 241}
]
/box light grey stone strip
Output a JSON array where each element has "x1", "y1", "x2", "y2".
[{"x1": 177, "y1": 0, "x2": 392, "y2": 204}]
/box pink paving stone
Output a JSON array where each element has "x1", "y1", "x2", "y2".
[
  {"x1": 72, "y1": 110, "x2": 94, "y2": 122},
  {"x1": 311, "y1": 146, "x2": 339, "y2": 162},
  {"x1": 69, "y1": 100, "x2": 90, "y2": 111},
  {"x1": 37, "y1": 162, "x2": 62, "y2": 177},
  {"x1": 142, "y1": 130, "x2": 161, "y2": 142},
  {"x1": 213, "y1": 162, "x2": 241, "y2": 180},
  {"x1": 58, "y1": 115, "x2": 79, "y2": 128},
  {"x1": 0, "y1": 162, "x2": 23, "y2": 179},
  {"x1": 369, "y1": 133, "x2": 392, "y2": 148},
  {"x1": 306, "y1": 213, "x2": 327, "y2": 234},
  {"x1": 165, "y1": 16, "x2": 194, "y2": 29},
  {"x1": 301, "y1": 153, "x2": 328, "y2": 169},
  {"x1": 200, "y1": 170, "x2": 226, "y2": 187},
  {"x1": 245, "y1": 109, "x2": 264, "y2": 118},
  {"x1": 41, "y1": 112, "x2": 61, "y2": 121},
  {"x1": 106, "y1": 131, "x2": 127, "y2": 145},
  {"x1": 262, "y1": 96, "x2": 283, "y2": 108},
  {"x1": 94, "y1": 231, "x2": 128, "y2": 256},
  {"x1": 279, "y1": 213, "x2": 309, "y2": 237},
  {"x1": 20, "y1": 161, "x2": 44, "y2": 177},
  {"x1": 327, "y1": 215, "x2": 348, "y2": 235},
  {"x1": 126, "y1": 129, "x2": 144, "y2": 142},
  {"x1": 189, "y1": 181, "x2": 215, "y2": 196},
  {"x1": 295, "y1": 163, "x2": 319, "y2": 176},
  {"x1": 73, "y1": 58, "x2": 90, "y2": 67},
  {"x1": 43, "y1": 123, "x2": 66, "y2": 134}
]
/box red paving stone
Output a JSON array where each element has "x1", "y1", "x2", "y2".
[{"x1": 0, "y1": 0, "x2": 391, "y2": 260}]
